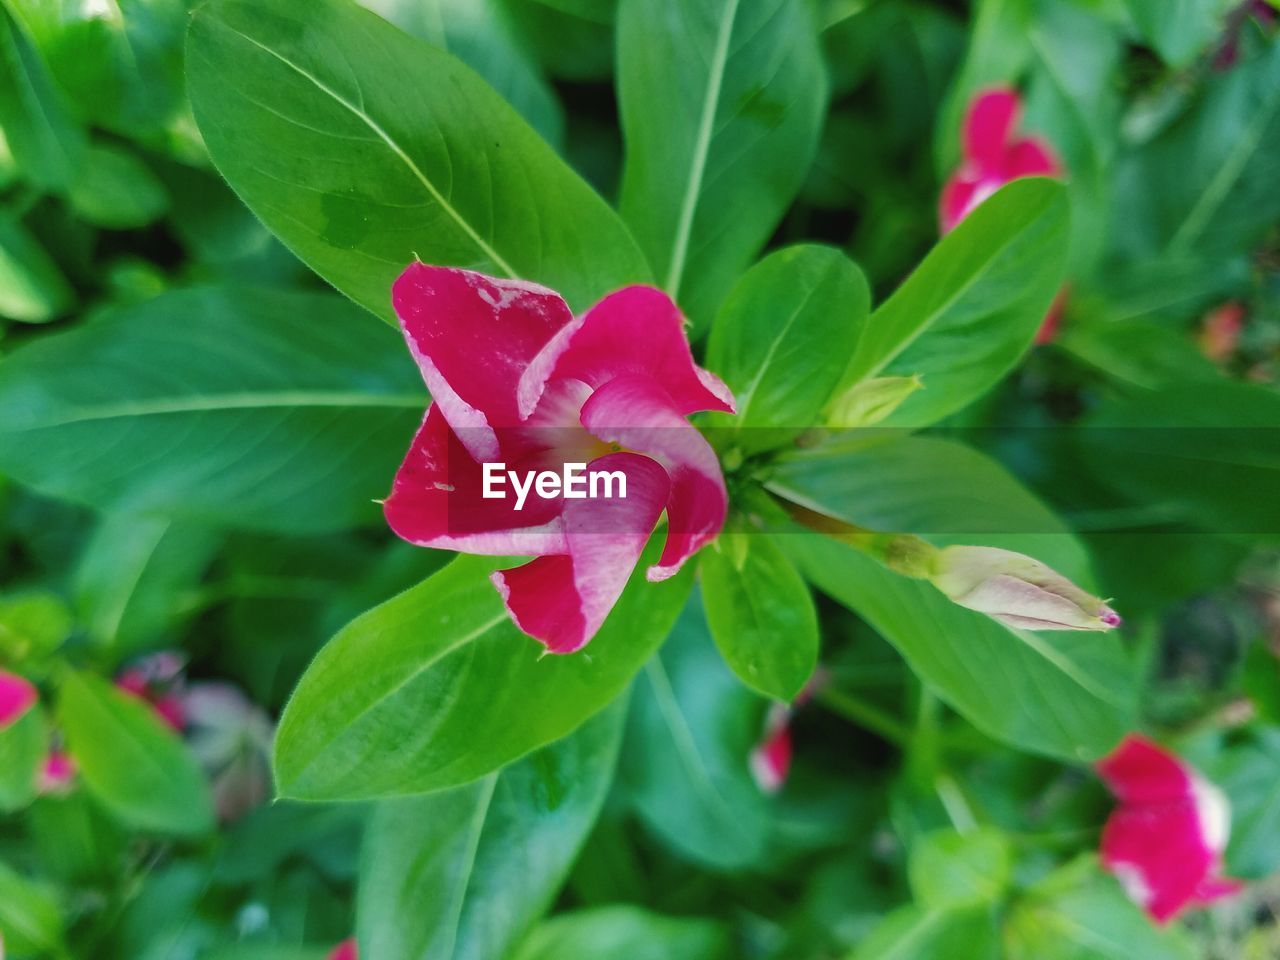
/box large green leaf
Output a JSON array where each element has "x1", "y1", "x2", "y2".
[
  {"x1": 0, "y1": 705, "x2": 44, "y2": 812},
  {"x1": 513, "y1": 907, "x2": 729, "y2": 960},
  {"x1": 699, "y1": 534, "x2": 818, "y2": 701},
  {"x1": 0, "y1": 4, "x2": 85, "y2": 190},
  {"x1": 705, "y1": 244, "x2": 869, "y2": 456},
  {"x1": 275, "y1": 549, "x2": 693, "y2": 799},
  {"x1": 841, "y1": 178, "x2": 1069, "y2": 428},
  {"x1": 1214, "y1": 727, "x2": 1280, "y2": 880},
  {"x1": 772, "y1": 436, "x2": 1136, "y2": 761},
  {"x1": 908, "y1": 828, "x2": 1013, "y2": 911},
  {"x1": 187, "y1": 0, "x2": 648, "y2": 320},
  {"x1": 358, "y1": 703, "x2": 624, "y2": 960},
  {"x1": 617, "y1": 0, "x2": 827, "y2": 326},
  {"x1": 0, "y1": 217, "x2": 74, "y2": 323},
  {"x1": 56, "y1": 670, "x2": 214, "y2": 835},
  {"x1": 850, "y1": 905, "x2": 1001, "y2": 960},
  {"x1": 358, "y1": 0, "x2": 564, "y2": 146},
  {"x1": 0, "y1": 286, "x2": 424, "y2": 533},
  {"x1": 622, "y1": 597, "x2": 774, "y2": 869}
]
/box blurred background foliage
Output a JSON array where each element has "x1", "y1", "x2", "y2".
[{"x1": 0, "y1": 0, "x2": 1279, "y2": 958}]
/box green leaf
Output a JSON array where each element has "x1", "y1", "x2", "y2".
[
  {"x1": 700, "y1": 534, "x2": 818, "y2": 701},
  {"x1": 1004, "y1": 857, "x2": 1197, "y2": 960},
  {"x1": 0, "y1": 591, "x2": 73, "y2": 662},
  {"x1": 73, "y1": 514, "x2": 220, "y2": 656},
  {"x1": 850, "y1": 905, "x2": 1000, "y2": 960},
  {"x1": 705, "y1": 245, "x2": 869, "y2": 456},
  {"x1": 622, "y1": 597, "x2": 774, "y2": 869},
  {"x1": 5, "y1": 0, "x2": 188, "y2": 137},
  {"x1": 908, "y1": 828, "x2": 1013, "y2": 910},
  {"x1": 1058, "y1": 317, "x2": 1221, "y2": 391},
  {"x1": 1114, "y1": 37, "x2": 1280, "y2": 258},
  {"x1": 0, "y1": 860, "x2": 64, "y2": 959},
  {"x1": 358, "y1": 0, "x2": 564, "y2": 146},
  {"x1": 0, "y1": 5, "x2": 85, "y2": 191},
  {"x1": 275, "y1": 549, "x2": 693, "y2": 800},
  {"x1": 67, "y1": 143, "x2": 168, "y2": 230},
  {"x1": 500, "y1": 0, "x2": 617, "y2": 82},
  {"x1": 187, "y1": 0, "x2": 648, "y2": 320},
  {"x1": 358, "y1": 703, "x2": 624, "y2": 960},
  {"x1": 513, "y1": 907, "x2": 729, "y2": 960},
  {"x1": 1214, "y1": 726, "x2": 1280, "y2": 880},
  {"x1": 1080, "y1": 379, "x2": 1280, "y2": 538},
  {"x1": 617, "y1": 0, "x2": 827, "y2": 326},
  {"x1": 0, "y1": 705, "x2": 44, "y2": 812},
  {"x1": 842, "y1": 178, "x2": 1069, "y2": 428},
  {"x1": 0, "y1": 217, "x2": 74, "y2": 323},
  {"x1": 0, "y1": 286, "x2": 425, "y2": 533},
  {"x1": 56, "y1": 670, "x2": 213, "y2": 835},
  {"x1": 772, "y1": 436, "x2": 1136, "y2": 761},
  {"x1": 1124, "y1": 0, "x2": 1231, "y2": 68}
]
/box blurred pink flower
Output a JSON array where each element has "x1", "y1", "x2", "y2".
[
  {"x1": 183, "y1": 682, "x2": 274, "y2": 822},
  {"x1": 38, "y1": 748, "x2": 77, "y2": 796},
  {"x1": 384, "y1": 266, "x2": 735, "y2": 653},
  {"x1": 749, "y1": 670, "x2": 827, "y2": 793},
  {"x1": 1097, "y1": 735, "x2": 1242, "y2": 923},
  {"x1": 1198, "y1": 302, "x2": 1245, "y2": 363},
  {"x1": 327, "y1": 939, "x2": 357, "y2": 960},
  {"x1": 115, "y1": 652, "x2": 187, "y2": 732},
  {"x1": 0, "y1": 669, "x2": 37, "y2": 730},
  {"x1": 939, "y1": 87, "x2": 1061, "y2": 233}
]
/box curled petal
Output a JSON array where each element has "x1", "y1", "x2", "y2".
[
  {"x1": 1005, "y1": 137, "x2": 1061, "y2": 179},
  {"x1": 0, "y1": 670, "x2": 37, "y2": 729},
  {"x1": 384, "y1": 405, "x2": 568, "y2": 555},
  {"x1": 963, "y1": 87, "x2": 1020, "y2": 168},
  {"x1": 393, "y1": 265, "x2": 574, "y2": 460},
  {"x1": 519, "y1": 286, "x2": 735, "y2": 419},
  {"x1": 580, "y1": 375, "x2": 728, "y2": 581},
  {"x1": 492, "y1": 453, "x2": 671, "y2": 653}
]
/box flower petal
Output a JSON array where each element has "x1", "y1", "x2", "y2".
[
  {"x1": 520, "y1": 285, "x2": 735, "y2": 419},
  {"x1": 579, "y1": 374, "x2": 728, "y2": 581},
  {"x1": 1100, "y1": 802, "x2": 1219, "y2": 923},
  {"x1": 964, "y1": 87, "x2": 1020, "y2": 169},
  {"x1": 0, "y1": 669, "x2": 37, "y2": 729},
  {"x1": 393, "y1": 265, "x2": 574, "y2": 460},
  {"x1": 384, "y1": 405, "x2": 568, "y2": 555},
  {"x1": 1005, "y1": 137, "x2": 1061, "y2": 179},
  {"x1": 491, "y1": 452, "x2": 670, "y2": 653},
  {"x1": 1097, "y1": 735, "x2": 1195, "y2": 805}
]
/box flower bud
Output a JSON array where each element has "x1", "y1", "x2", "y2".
[
  {"x1": 930, "y1": 545, "x2": 1120, "y2": 631},
  {"x1": 826, "y1": 375, "x2": 923, "y2": 428}
]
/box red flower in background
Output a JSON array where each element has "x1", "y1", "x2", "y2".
[
  {"x1": 0, "y1": 669, "x2": 37, "y2": 730},
  {"x1": 38, "y1": 749, "x2": 76, "y2": 796},
  {"x1": 940, "y1": 87, "x2": 1061, "y2": 233},
  {"x1": 941, "y1": 88, "x2": 1065, "y2": 344},
  {"x1": 327, "y1": 939, "x2": 357, "y2": 960},
  {"x1": 1096, "y1": 735, "x2": 1242, "y2": 923},
  {"x1": 751, "y1": 703, "x2": 794, "y2": 793},
  {"x1": 115, "y1": 652, "x2": 187, "y2": 732},
  {"x1": 384, "y1": 266, "x2": 735, "y2": 654}
]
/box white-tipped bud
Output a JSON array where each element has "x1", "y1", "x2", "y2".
[{"x1": 930, "y1": 546, "x2": 1121, "y2": 631}]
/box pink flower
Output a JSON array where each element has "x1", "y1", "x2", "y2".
[
  {"x1": 1096, "y1": 735, "x2": 1242, "y2": 923},
  {"x1": 327, "y1": 939, "x2": 357, "y2": 960},
  {"x1": 750, "y1": 703, "x2": 793, "y2": 793},
  {"x1": 1198, "y1": 302, "x2": 1245, "y2": 363},
  {"x1": 0, "y1": 669, "x2": 37, "y2": 730},
  {"x1": 115, "y1": 652, "x2": 186, "y2": 732},
  {"x1": 940, "y1": 87, "x2": 1062, "y2": 233},
  {"x1": 384, "y1": 266, "x2": 736, "y2": 654},
  {"x1": 38, "y1": 749, "x2": 77, "y2": 795}
]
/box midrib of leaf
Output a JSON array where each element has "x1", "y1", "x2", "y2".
[
  {"x1": 22, "y1": 391, "x2": 426, "y2": 429},
  {"x1": 861, "y1": 196, "x2": 1053, "y2": 381},
  {"x1": 874, "y1": 908, "x2": 947, "y2": 960},
  {"x1": 663, "y1": 0, "x2": 743, "y2": 299},
  {"x1": 279, "y1": 606, "x2": 510, "y2": 793},
  {"x1": 643, "y1": 657, "x2": 746, "y2": 838},
  {"x1": 1168, "y1": 79, "x2": 1280, "y2": 254},
  {"x1": 217, "y1": 20, "x2": 519, "y2": 279},
  {"x1": 731, "y1": 273, "x2": 824, "y2": 426},
  {"x1": 95, "y1": 518, "x2": 170, "y2": 644},
  {"x1": 441, "y1": 773, "x2": 499, "y2": 959}
]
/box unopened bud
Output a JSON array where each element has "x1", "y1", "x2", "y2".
[
  {"x1": 930, "y1": 546, "x2": 1121, "y2": 632},
  {"x1": 827, "y1": 375, "x2": 923, "y2": 428}
]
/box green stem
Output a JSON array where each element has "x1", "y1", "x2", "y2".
[{"x1": 816, "y1": 687, "x2": 913, "y2": 747}]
